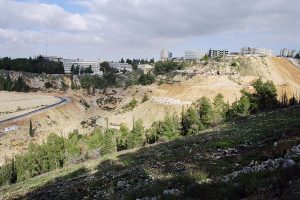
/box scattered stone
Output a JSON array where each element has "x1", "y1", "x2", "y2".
[
  {"x1": 282, "y1": 159, "x2": 296, "y2": 168},
  {"x1": 117, "y1": 181, "x2": 127, "y2": 189},
  {"x1": 197, "y1": 178, "x2": 213, "y2": 184},
  {"x1": 285, "y1": 144, "x2": 300, "y2": 159},
  {"x1": 163, "y1": 189, "x2": 181, "y2": 196}
]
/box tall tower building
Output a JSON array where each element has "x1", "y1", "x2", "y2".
[{"x1": 160, "y1": 48, "x2": 169, "y2": 61}]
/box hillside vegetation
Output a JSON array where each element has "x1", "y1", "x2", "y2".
[
  {"x1": 0, "y1": 78, "x2": 300, "y2": 199},
  {"x1": 0, "y1": 106, "x2": 299, "y2": 199}
]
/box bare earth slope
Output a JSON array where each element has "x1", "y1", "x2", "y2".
[{"x1": 0, "y1": 57, "x2": 300, "y2": 166}]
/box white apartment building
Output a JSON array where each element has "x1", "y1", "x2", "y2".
[
  {"x1": 185, "y1": 50, "x2": 204, "y2": 60},
  {"x1": 241, "y1": 47, "x2": 273, "y2": 57},
  {"x1": 208, "y1": 49, "x2": 229, "y2": 58},
  {"x1": 108, "y1": 62, "x2": 132, "y2": 73},
  {"x1": 63, "y1": 59, "x2": 102, "y2": 75},
  {"x1": 160, "y1": 48, "x2": 172, "y2": 61}
]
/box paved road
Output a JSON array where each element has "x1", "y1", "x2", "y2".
[{"x1": 0, "y1": 96, "x2": 70, "y2": 125}]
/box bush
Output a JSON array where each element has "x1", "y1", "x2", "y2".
[
  {"x1": 154, "y1": 61, "x2": 184, "y2": 75},
  {"x1": 155, "y1": 114, "x2": 181, "y2": 141},
  {"x1": 122, "y1": 98, "x2": 138, "y2": 112},
  {"x1": 138, "y1": 74, "x2": 155, "y2": 85},
  {"x1": 44, "y1": 82, "x2": 52, "y2": 89},
  {"x1": 142, "y1": 93, "x2": 149, "y2": 103}
]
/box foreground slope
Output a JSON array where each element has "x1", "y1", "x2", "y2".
[{"x1": 1, "y1": 107, "x2": 299, "y2": 200}]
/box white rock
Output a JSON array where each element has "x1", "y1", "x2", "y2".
[{"x1": 282, "y1": 159, "x2": 296, "y2": 168}]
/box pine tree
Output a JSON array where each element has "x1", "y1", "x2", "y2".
[
  {"x1": 29, "y1": 119, "x2": 34, "y2": 137},
  {"x1": 10, "y1": 158, "x2": 17, "y2": 184}
]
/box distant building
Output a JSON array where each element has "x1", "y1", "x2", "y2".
[
  {"x1": 160, "y1": 48, "x2": 172, "y2": 61},
  {"x1": 108, "y1": 62, "x2": 132, "y2": 73},
  {"x1": 291, "y1": 50, "x2": 298, "y2": 58},
  {"x1": 208, "y1": 49, "x2": 229, "y2": 58},
  {"x1": 168, "y1": 52, "x2": 173, "y2": 59},
  {"x1": 185, "y1": 50, "x2": 204, "y2": 60},
  {"x1": 241, "y1": 47, "x2": 273, "y2": 57},
  {"x1": 280, "y1": 48, "x2": 299, "y2": 58},
  {"x1": 63, "y1": 59, "x2": 102, "y2": 75},
  {"x1": 138, "y1": 64, "x2": 154, "y2": 74},
  {"x1": 41, "y1": 56, "x2": 63, "y2": 62}
]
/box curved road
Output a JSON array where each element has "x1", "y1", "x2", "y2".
[{"x1": 0, "y1": 96, "x2": 70, "y2": 125}]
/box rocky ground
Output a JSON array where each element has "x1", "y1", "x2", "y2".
[{"x1": 1, "y1": 107, "x2": 299, "y2": 200}]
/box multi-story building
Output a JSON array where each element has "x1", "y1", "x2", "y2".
[
  {"x1": 41, "y1": 56, "x2": 63, "y2": 62},
  {"x1": 108, "y1": 62, "x2": 132, "y2": 73},
  {"x1": 185, "y1": 50, "x2": 204, "y2": 60},
  {"x1": 208, "y1": 49, "x2": 229, "y2": 58},
  {"x1": 241, "y1": 47, "x2": 273, "y2": 57},
  {"x1": 63, "y1": 59, "x2": 102, "y2": 75},
  {"x1": 160, "y1": 49, "x2": 172, "y2": 61}
]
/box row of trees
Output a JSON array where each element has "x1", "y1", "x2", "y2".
[
  {"x1": 0, "y1": 74, "x2": 29, "y2": 92},
  {"x1": 154, "y1": 61, "x2": 186, "y2": 75},
  {"x1": 71, "y1": 65, "x2": 94, "y2": 75},
  {"x1": 0, "y1": 56, "x2": 64, "y2": 74},
  {"x1": 1, "y1": 79, "x2": 300, "y2": 187}
]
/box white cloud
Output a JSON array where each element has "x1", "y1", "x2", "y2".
[{"x1": 0, "y1": 0, "x2": 299, "y2": 59}]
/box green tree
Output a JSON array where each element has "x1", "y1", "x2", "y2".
[
  {"x1": 127, "y1": 119, "x2": 145, "y2": 149},
  {"x1": 289, "y1": 94, "x2": 298, "y2": 106},
  {"x1": 138, "y1": 74, "x2": 155, "y2": 85},
  {"x1": 252, "y1": 78, "x2": 278, "y2": 110},
  {"x1": 156, "y1": 114, "x2": 181, "y2": 141},
  {"x1": 29, "y1": 119, "x2": 34, "y2": 137},
  {"x1": 212, "y1": 94, "x2": 229, "y2": 124},
  {"x1": 196, "y1": 97, "x2": 213, "y2": 126},
  {"x1": 280, "y1": 92, "x2": 289, "y2": 107},
  {"x1": 102, "y1": 129, "x2": 116, "y2": 155},
  {"x1": 116, "y1": 124, "x2": 130, "y2": 151},
  {"x1": 181, "y1": 107, "x2": 203, "y2": 135}
]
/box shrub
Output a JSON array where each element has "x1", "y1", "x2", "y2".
[
  {"x1": 122, "y1": 98, "x2": 138, "y2": 112},
  {"x1": 44, "y1": 82, "x2": 52, "y2": 89},
  {"x1": 138, "y1": 74, "x2": 155, "y2": 85},
  {"x1": 142, "y1": 93, "x2": 149, "y2": 103}
]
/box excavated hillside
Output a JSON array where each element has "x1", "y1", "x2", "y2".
[{"x1": 0, "y1": 57, "x2": 300, "y2": 166}]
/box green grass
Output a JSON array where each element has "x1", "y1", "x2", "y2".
[{"x1": 1, "y1": 107, "x2": 300, "y2": 199}]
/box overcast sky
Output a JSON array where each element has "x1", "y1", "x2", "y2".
[{"x1": 0, "y1": 0, "x2": 299, "y2": 60}]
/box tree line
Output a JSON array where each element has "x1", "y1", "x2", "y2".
[
  {"x1": 0, "y1": 56, "x2": 64, "y2": 74},
  {"x1": 1, "y1": 79, "x2": 299, "y2": 187}
]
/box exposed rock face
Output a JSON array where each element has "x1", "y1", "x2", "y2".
[{"x1": 0, "y1": 70, "x2": 67, "y2": 91}]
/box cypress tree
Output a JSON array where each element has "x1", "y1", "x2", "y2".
[{"x1": 29, "y1": 119, "x2": 34, "y2": 137}]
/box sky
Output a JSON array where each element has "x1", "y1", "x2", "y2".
[{"x1": 0, "y1": 0, "x2": 299, "y2": 61}]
